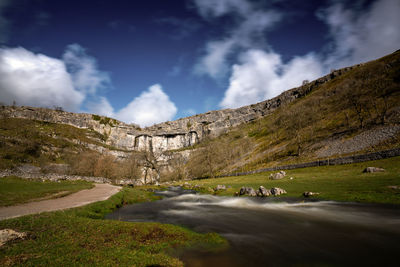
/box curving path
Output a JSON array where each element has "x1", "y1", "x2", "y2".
[{"x1": 0, "y1": 183, "x2": 121, "y2": 221}]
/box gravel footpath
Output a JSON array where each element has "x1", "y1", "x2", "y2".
[{"x1": 0, "y1": 184, "x2": 121, "y2": 221}]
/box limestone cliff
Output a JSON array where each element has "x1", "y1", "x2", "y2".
[{"x1": 0, "y1": 64, "x2": 358, "y2": 155}]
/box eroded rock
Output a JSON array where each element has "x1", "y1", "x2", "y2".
[
  {"x1": 0, "y1": 229, "x2": 27, "y2": 247},
  {"x1": 239, "y1": 187, "x2": 257, "y2": 196},
  {"x1": 258, "y1": 186, "x2": 271, "y2": 197},
  {"x1": 215, "y1": 185, "x2": 226, "y2": 191},
  {"x1": 303, "y1": 191, "x2": 320, "y2": 197},
  {"x1": 270, "y1": 187, "x2": 287, "y2": 196},
  {"x1": 363, "y1": 167, "x2": 385, "y2": 173},
  {"x1": 269, "y1": 171, "x2": 286, "y2": 180}
]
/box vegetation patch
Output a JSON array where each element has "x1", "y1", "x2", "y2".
[
  {"x1": 0, "y1": 187, "x2": 227, "y2": 266},
  {"x1": 0, "y1": 176, "x2": 93, "y2": 207},
  {"x1": 184, "y1": 156, "x2": 400, "y2": 205}
]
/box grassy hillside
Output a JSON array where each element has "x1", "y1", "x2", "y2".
[
  {"x1": 0, "y1": 117, "x2": 110, "y2": 170},
  {"x1": 184, "y1": 156, "x2": 400, "y2": 205},
  {"x1": 184, "y1": 50, "x2": 400, "y2": 178}
]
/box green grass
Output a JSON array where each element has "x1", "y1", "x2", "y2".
[
  {"x1": 184, "y1": 156, "x2": 400, "y2": 205},
  {"x1": 0, "y1": 187, "x2": 228, "y2": 266},
  {"x1": 0, "y1": 176, "x2": 94, "y2": 207},
  {"x1": 0, "y1": 118, "x2": 120, "y2": 169}
]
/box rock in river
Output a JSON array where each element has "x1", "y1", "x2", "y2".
[
  {"x1": 258, "y1": 186, "x2": 271, "y2": 197},
  {"x1": 271, "y1": 187, "x2": 287, "y2": 196},
  {"x1": 239, "y1": 187, "x2": 257, "y2": 196}
]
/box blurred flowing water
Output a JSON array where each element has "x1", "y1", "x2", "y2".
[{"x1": 106, "y1": 187, "x2": 400, "y2": 266}]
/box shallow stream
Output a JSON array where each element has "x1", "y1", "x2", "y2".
[{"x1": 106, "y1": 187, "x2": 400, "y2": 266}]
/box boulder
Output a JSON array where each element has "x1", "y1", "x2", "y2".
[
  {"x1": 270, "y1": 187, "x2": 287, "y2": 196},
  {"x1": 0, "y1": 229, "x2": 27, "y2": 247},
  {"x1": 269, "y1": 171, "x2": 286, "y2": 180},
  {"x1": 363, "y1": 167, "x2": 385, "y2": 173},
  {"x1": 258, "y1": 186, "x2": 271, "y2": 197},
  {"x1": 303, "y1": 191, "x2": 320, "y2": 197},
  {"x1": 239, "y1": 187, "x2": 257, "y2": 196},
  {"x1": 215, "y1": 185, "x2": 226, "y2": 191}
]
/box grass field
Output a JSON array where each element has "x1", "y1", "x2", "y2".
[
  {"x1": 0, "y1": 187, "x2": 227, "y2": 266},
  {"x1": 185, "y1": 156, "x2": 400, "y2": 204},
  {"x1": 0, "y1": 176, "x2": 93, "y2": 207}
]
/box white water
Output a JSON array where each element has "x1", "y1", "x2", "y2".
[{"x1": 107, "y1": 187, "x2": 400, "y2": 266}]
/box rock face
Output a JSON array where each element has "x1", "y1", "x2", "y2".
[{"x1": 363, "y1": 167, "x2": 385, "y2": 173}]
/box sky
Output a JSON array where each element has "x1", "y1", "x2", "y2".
[{"x1": 0, "y1": 0, "x2": 399, "y2": 127}]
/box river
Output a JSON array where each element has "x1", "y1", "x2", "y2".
[{"x1": 106, "y1": 187, "x2": 400, "y2": 266}]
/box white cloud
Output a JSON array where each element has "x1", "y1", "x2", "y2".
[
  {"x1": 0, "y1": 47, "x2": 84, "y2": 110},
  {"x1": 116, "y1": 84, "x2": 177, "y2": 127},
  {"x1": 319, "y1": 0, "x2": 400, "y2": 68},
  {"x1": 215, "y1": 0, "x2": 400, "y2": 109},
  {"x1": 194, "y1": 39, "x2": 235, "y2": 78},
  {"x1": 86, "y1": 97, "x2": 114, "y2": 117},
  {"x1": 220, "y1": 50, "x2": 324, "y2": 108},
  {"x1": 193, "y1": 0, "x2": 282, "y2": 78},
  {"x1": 192, "y1": 0, "x2": 251, "y2": 18},
  {"x1": 62, "y1": 44, "x2": 111, "y2": 95},
  {"x1": 0, "y1": 45, "x2": 177, "y2": 127}
]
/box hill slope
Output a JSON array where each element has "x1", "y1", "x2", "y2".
[
  {"x1": 1, "y1": 50, "x2": 399, "y2": 182},
  {"x1": 184, "y1": 50, "x2": 400, "y2": 178}
]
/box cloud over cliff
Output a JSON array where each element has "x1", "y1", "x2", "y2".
[
  {"x1": 0, "y1": 45, "x2": 178, "y2": 127},
  {"x1": 0, "y1": 47, "x2": 85, "y2": 111},
  {"x1": 192, "y1": 0, "x2": 400, "y2": 109}
]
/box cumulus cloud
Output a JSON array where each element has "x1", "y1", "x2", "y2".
[
  {"x1": 62, "y1": 44, "x2": 111, "y2": 95},
  {"x1": 86, "y1": 97, "x2": 114, "y2": 117},
  {"x1": 319, "y1": 0, "x2": 400, "y2": 69},
  {"x1": 197, "y1": 0, "x2": 400, "y2": 109},
  {"x1": 192, "y1": 0, "x2": 251, "y2": 18},
  {"x1": 0, "y1": 44, "x2": 177, "y2": 127},
  {"x1": 220, "y1": 50, "x2": 324, "y2": 108},
  {"x1": 195, "y1": 39, "x2": 235, "y2": 78},
  {"x1": 116, "y1": 84, "x2": 177, "y2": 127},
  {"x1": 0, "y1": 47, "x2": 84, "y2": 110},
  {"x1": 193, "y1": 0, "x2": 282, "y2": 78}
]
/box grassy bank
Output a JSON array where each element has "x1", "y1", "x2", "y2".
[
  {"x1": 186, "y1": 156, "x2": 400, "y2": 204},
  {"x1": 0, "y1": 187, "x2": 227, "y2": 266},
  {"x1": 0, "y1": 176, "x2": 93, "y2": 207}
]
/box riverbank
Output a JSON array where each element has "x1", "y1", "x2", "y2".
[
  {"x1": 0, "y1": 187, "x2": 227, "y2": 266},
  {"x1": 178, "y1": 156, "x2": 400, "y2": 205}
]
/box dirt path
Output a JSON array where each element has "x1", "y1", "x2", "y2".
[{"x1": 0, "y1": 184, "x2": 121, "y2": 221}]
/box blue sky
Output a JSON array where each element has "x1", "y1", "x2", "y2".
[{"x1": 0, "y1": 0, "x2": 399, "y2": 126}]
